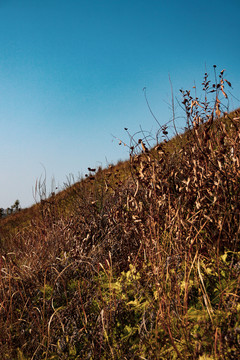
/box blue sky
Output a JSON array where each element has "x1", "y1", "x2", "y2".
[{"x1": 0, "y1": 0, "x2": 239, "y2": 208}]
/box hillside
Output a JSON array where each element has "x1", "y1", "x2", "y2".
[{"x1": 0, "y1": 70, "x2": 240, "y2": 359}]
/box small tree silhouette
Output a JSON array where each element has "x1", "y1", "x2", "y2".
[
  {"x1": 10, "y1": 200, "x2": 21, "y2": 213},
  {"x1": 14, "y1": 200, "x2": 20, "y2": 211}
]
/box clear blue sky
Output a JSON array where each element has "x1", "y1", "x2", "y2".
[{"x1": 0, "y1": 0, "x2": 239, "y2": 208}]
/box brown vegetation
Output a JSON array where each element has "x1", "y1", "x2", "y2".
[{"x1": 0, "y1": 68, "x2": 239, "y2": 359}]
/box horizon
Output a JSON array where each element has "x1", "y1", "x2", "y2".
[{"x1": 0, "y1": 0, "x2": 240, "y2": 209}]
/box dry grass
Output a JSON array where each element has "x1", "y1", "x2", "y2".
[{"x1": 0, "y1": 68, "x2": 239, "y2": 359}]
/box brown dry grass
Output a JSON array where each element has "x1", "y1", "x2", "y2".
[{"x1": 0, "y1": 68, "x2": 239, "y2": 359}]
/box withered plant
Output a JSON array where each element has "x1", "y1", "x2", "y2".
[{"x1": 0, "y1": 67, "x2": 239, "y2": 359}]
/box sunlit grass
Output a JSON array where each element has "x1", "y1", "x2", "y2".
[{"x1": 0, "y1": 68, "x2": 239, "y2": 359}]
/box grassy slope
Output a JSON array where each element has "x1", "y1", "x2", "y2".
[
  {"x1": 0, "y1": 159, "x2": 131, "y2": 241},
  {"x1": 0, "y1": 82, "x2": 240, "y2": 358}
]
